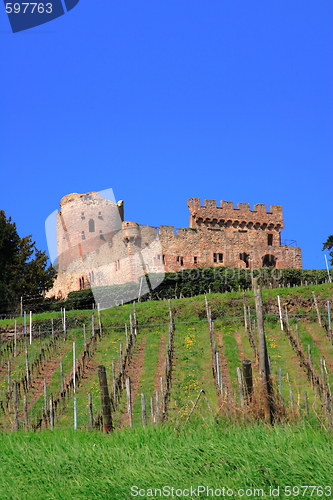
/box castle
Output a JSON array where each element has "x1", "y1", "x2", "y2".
[{"x1": 47, "y1": 192, "x2": 302, "y2": 299}]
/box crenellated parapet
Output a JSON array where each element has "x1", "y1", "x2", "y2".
[{"x1": 187, "y1": 198, "x2": 284, "y2": 231}]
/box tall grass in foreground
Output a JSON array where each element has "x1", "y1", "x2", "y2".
[{"x1": 1, "y1": 423, "x2": 332, "y2": 500}]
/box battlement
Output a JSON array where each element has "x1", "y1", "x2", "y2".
[{"x1": 187, "y1": 198, "x2": 284, "y2": 229}]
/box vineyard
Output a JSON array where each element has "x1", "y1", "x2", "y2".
[{"x1": 0, "y1": 283, "x2": 332, "y2": 433}]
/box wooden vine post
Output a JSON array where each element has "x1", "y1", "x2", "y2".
[
  {"x1": 253, "y1": 278, "x2": 275, "y2": 423},
  {"x1": 312, "y1": 291, "x2": 322, "y2": 327},
  {"x1": 125, "y1": 376, "x2": 133, "y2": 428},
  {"x1": 14, "y1": 381, "x2": 18, "y2": 431},
  {"x1": 88, "y1": 391, "x2": 94, "y2": 428},
  {"x1": 97, "y1": 365, "x2": 113, "y2": 433},
  {"x1": 243, "y1": 292, "x2": 248, "y2": 332}
]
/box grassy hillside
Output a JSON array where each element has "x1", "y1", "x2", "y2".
[{"x1": 0, "y1": 424, "x2": 332, "y2": 500}]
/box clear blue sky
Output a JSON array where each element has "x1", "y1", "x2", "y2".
[{"x1": 1, "y1": 0, "x2": 332, "y2": 269}]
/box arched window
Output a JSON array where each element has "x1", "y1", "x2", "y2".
[
  {"x1": 240, "y1": 253, "x2": 250, "y2": 268},
  {"x1": 89, "y1": 219, "x2": 95, "y2": 232},
  {"x1": 262, "y1": 254, "x2": 277, "y2": 267},
  {"x1": 82, "y1": 276, "x2": 85, "y2": 287},
  {"x1": 79, "y1": 278, "x2": 82, "y2": 290}
]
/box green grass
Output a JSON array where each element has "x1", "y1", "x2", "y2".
[{"x1": 0, "y1": 423, "x2": 332, "y2": 500}]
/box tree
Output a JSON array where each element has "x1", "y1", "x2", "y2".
[
  {"x1": 0, "y1": 210, "x2": 57, "y2": 313},
  {"x1": 323, "y1": 235, "x2": 333, "y2": 266}
]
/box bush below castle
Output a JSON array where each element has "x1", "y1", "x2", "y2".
[{"x1": 48, "y1": 266, "x2": 331, "y2": 311}]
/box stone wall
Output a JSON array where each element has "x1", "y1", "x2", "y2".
[{"x1": 46, "y1": 194, "x2": 302, "y2": 299}]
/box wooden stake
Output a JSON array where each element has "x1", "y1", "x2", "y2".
[
  {"x1": 14, "y1": 320, "x2": 17, "y2": 358},
  {"x1": 44, "y1": 378, "x2": 48, "y2": 425},
  {"x1": 51, "y1": 318, "x2": 55, "y2": 349},
  {"x1": 304, "y1": 391, "x2": 309, "y2": 417},
  {"x1": 29, "y1": 311, "x2": 32, "y2": 345},
  {"x1": 241, "y1": 360, "x2": 253, "y2": 402},
  {"x1": 243, "y1": 292, "x2": 248, "y2": 332},
  {"x1": 155, "y1": 390, "x2": 160, "y2": 422},
  {"x1": 320, "y1": 358, "x2": 325, "y2": 390},
  {"x1": 253, "y1": 278, "x2": 274, "y2": 423},
  {"x1": 97, "y1": 365, "x2": 113, "y2": 433},
  {"x1": 133, "y1": 301, "x2": 138, "y2": 336},
  {"x1": 98, "y1": 304, "x2": 102, "y2": 338},
  {"x1": 141, "y1": 393, "x2": 147, "y2": 426},
  {"x1": 92, "y1": 313, "x2": 95, "y2": 339},
  {"x1": 88, "y1": 391, "x2": 94, "y2": 428},
  {"x1": 168, "y1": 299, "x2": 173, "y2": 327},
  {"x1": 216, "y1": 352, "x2": 221, "y2": 391},
  {"x1": 150, "y1": 396, "x2": 155, "y2": 424},
  {"x1": 279, "y1": 368, "x2": 282, "y2": 403},
  {"x1": 50, "y1": 394, "x2": 54, "y2": 430},
  {"x1": 327, "y1": 301, "x2": 331, "y2": 344},
  {"x1": 312, "y1": 291, "x2": 322, "y2": 326},
  {"x1": 83, "y1": 324, "x2": 87, "y2": 351},
  {"x1": 8, "y1": 360, "x2": 11, "y2": 395},
  {"x1": 285, "y1": 306, "x2": 289, "y2": 331},
  {"x1": 24, "y1": 394, "x2": 28, "y2": 430},
  {"x1": 308, "y1": 344, "x2": 312, "y2": 369},
  {"x1": 25, "y1": 332, "x2": 30, "y2": 390},
  {"x1": 125, "y1": 377, "x2": 133, "y2": 428},
  {"x1": 289, "y1": 386, "x2": 294, "y2": 416},
  {"x1": 112, "y1": 360, "x2": 116, "y2": 405},
  {"x1": 14, "y1": 381, "x2": 18, "y2": 431},
  {"x1": 236, "y1": 367, "x2": 245, "y2": 407},
  {"x1": 119, "y1": 343, "x2": 123, "y2": 379},
  {"x1": 60, "y1": 360, "x2": 64, "y2": 392},
  {"x1": 63, "y1": 308, "x2": 66, "y2": 339},
  {"x1": 277, "y1": 295, "x2": 283, "y2": 330}
]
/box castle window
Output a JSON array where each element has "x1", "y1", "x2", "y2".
[
  {"x1": 79, "y1": 278, "x2": 82, "y2": 289},
  {"x1": 115, "y1": 259, "x2": 120, "y2": 271},
  {"x1": 162, "y1": 255, "x2": 165, "y2": 264},
  {"x1": 81, "y1": 212, "x2": 85, "y2": 220},
  {"x1": 89, "y1": 219, "x2": 95, "y2": 232},
  {"x1": 214, "y1": 253, "x2": 223, "y2": 263},
  {"x1": 194, "y1": 256, "x2": 197, "y2": 264},
  {"x1": 81, "y1": 231, "x2": 86, "y2": 240},
  {"x1": 99, "y1": 230, "x2": 105, "y2": 240},
  {"x1": 98, "y1": 211, "x2": 103, "y2": 220},
  {"x1": 176, "y1": 256, "x2": 184, "y2": 266},
  {"x1": 240, "y1": 252, "x2": 249, "y2": 268},
  {"x1": 267, "y1": 234, "x2": 273, "y2": 246},
  {"x1": 82, "y1": 276, "x2": 85, "y2": 287},
  {"x1": 262, "y1": 254, "x2": 277, "y2": 267}
]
